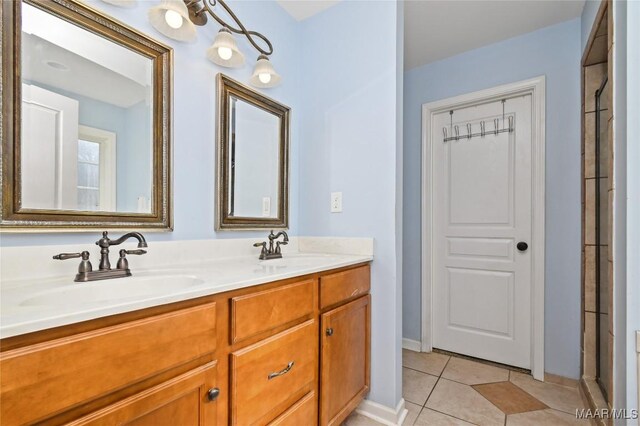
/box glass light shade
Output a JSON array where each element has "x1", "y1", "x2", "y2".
[
  {"x1": 206, "y1": 29, "x2": 245, "y2": 68},
  {"x1": 250, "y1": 55, "x2": 281, "y2": 88},
  {"x1": 148, "y1": 0, "x2": 196, "y2": 42}
]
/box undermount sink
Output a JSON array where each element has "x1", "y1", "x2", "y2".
[{"x1": 19, "y1": 275, "x2": 204, "y2": 308}]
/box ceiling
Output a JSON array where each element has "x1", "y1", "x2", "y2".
[
  {"x1": 276, "y1": 0, "x2": 340, "y2": 21},
  {"x1": 404, "y1": 0, "x2": 585, "y2": 70},
  {"x1": 23, "y1": 34, "x2": 148, "y2": 109}
]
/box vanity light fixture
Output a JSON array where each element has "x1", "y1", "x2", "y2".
[
  {"x1": 148, "y1": 0, "x2": 280, "y2": 88},
  {"x1": 250, "y1": 55, "x2": 281, "y2": 88},
  {"x1": 207, "y1": 28, "x2": 244, "y2": 68},
  {"x1": 148, "y1": 0, "x2": 197, "y2": 42}
]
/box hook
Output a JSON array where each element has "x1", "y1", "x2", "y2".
[
  {"x1": 494, "y1": 119, "x2": 499, "y2": 135},
  {"x1": 466, "y1": 123, "x2": 472, "y2": 139},
  {"x1": 454, "y1": 125, "x2": 460, "y2": 140},
  {"x1": 480, "y1": 121, "x2": 486, "y2": 137}
]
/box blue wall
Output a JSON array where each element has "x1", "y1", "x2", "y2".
[
  {"x1": 297, "y1": 0, "x2": 403, "y2": 408},
  {"x1": 1, "y1": 0, "x2": 301, "y2": 246},
  {"x1": 402, "y1": 19, "x2": 583, "y2": 379}
]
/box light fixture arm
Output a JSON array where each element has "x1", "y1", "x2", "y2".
[{"x1": 189, "y1": 0, "x2": 273, "y2": 56}]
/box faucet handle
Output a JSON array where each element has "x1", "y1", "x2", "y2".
[
  {"x1": 123, "y1": 249, "x2": 147, "y2": 256},
  {"x1": 116, "y1": 249, "x2": 147, "y2": 270},
  {"x1": 275, "y1": 240, "x2": 288, "y2": 254},
  {"x1": 53, "y1": 251, "x2": 89, "y2": 261},
  {"x1": 253, "y1": 241, "x2": 268, "y2": 257},
  {"x1": 53, "y1": 251, "x2": 92, "y2": 274}
]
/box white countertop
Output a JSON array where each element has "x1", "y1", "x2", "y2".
[{"x1": 0, "y1": 237, "x2": 373, "y2": 339}]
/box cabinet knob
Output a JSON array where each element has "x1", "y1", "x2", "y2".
[
  {"x1": 517, "y1": 241, "x2": 529, "y2": 252},
  {"x1": 326, "y1": 328, "x2": 334, "y2": 336},
  {"x1": 207, "y1": 388, "x2": 220, "y2": 402}
]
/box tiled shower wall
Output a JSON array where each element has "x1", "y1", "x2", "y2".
[{"x1": 581, "y1": 3, "x2": 614, "y2": 408}]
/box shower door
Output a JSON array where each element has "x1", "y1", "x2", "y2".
[{"x1": 594, "y1": 76, "x2": 609, "y2": 400}]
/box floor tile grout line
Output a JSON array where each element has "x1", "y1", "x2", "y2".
[
  {"x1": 421, "y1": 354, "x2": 452, "y2": 407},
  {"x1": 414, "y1": 356, "x2": 481, "y2": 425},
  {"x1": 423, "y1": 406, "x2": 482, "y2": 426},
  {"x1": 440, "y1": 376, "x2": 511, "y2": 388},
  {"x1": 439, "y1": 355, "x2": 452, "y2": 378},
  {"x1": 401, "y1": 365, "x2": 443, "y2": 379}
]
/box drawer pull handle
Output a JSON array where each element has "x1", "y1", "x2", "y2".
[
  {"x1": 207, "y1": 388, "x2": 220, "y2": 402},
  {"x1": 326, "y1": 327, "x2": 334, "y2": 336},
  {"x1": 268, "y1": 361, "x2": 294, "y2": 380}
]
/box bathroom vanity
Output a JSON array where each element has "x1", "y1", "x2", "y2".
[{"x1": 0, "y1": 250, "x2": 371, "y2": 426}]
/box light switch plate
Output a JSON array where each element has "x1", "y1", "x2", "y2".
[
  {"x1": 262, "y1": 197, "x2": 271, "y2": 217},
  {"x1": 330, "y1": 192, "x2": 342, "y2": 213}
]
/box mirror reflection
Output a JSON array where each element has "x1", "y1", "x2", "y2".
[
  {"x1": 228, "y1": 97, "x2": 280, "y2": 218},
  {"x1": 20, "y1": 2, "x2": 153, "y2": 213}
]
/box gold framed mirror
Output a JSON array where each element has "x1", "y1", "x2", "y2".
[
  {"x1": 216, "y1": 74, "x2": 289, "y2": 230},
  {"x1": 1, "y1": 0, "x2": 172, "y2": 231}
]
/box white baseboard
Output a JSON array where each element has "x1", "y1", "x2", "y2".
[
  {"x1": 356, "y1": 398, "x2": 408, "y2": 425},
  {"x1": 402, "y1": 338, "x2": 421, "y2": 352}
]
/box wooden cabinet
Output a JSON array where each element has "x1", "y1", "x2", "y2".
[
  {"x1": 0, "y1": 303, "x2": 217, "y2": 425},
  {"x1": 230, "y1": 279, "x2": 315, "y2": 344},
  {"x1": 320, "y1": 265, "x2": 370, "y2": 309},
  {"x1": 230, "y1": 320, "x2": 317, "y2": 425},
  {"x1": 269, "y1": 391, "x2": 317, "y2": 426},
  {"x1": 0, "y1": 264, "x2": 370, "y2": 426},
  {"x1": 320, "y1": 295, "x2": 371, "y2": 426},
  {"x1": 68, "y1": 362, "x2": 218, "y2": 426}
]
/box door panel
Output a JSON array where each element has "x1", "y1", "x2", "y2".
[
  {"x1": 320, "y1": 295, "x2": 370, "y2": 426},
  {"x1": 449, "y1": 131, "x2": 513, "y2": 225},
  {"x1": 433, "y1": 95, "x2": 532, "y2": 368},
  {"x1": 21, "y1": 83, "x2": 79, "y2": 210}
]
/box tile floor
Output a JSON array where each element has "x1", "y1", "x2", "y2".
[{"x1": 343, "y1": 349, "x2": 590, "y2": 426}]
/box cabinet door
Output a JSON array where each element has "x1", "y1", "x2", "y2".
[
  {"x1": 69, "y1": 362, "x2": 218, "y2": 426},
  {"x1": 320, "y1": 295, "x2": 370, "y2": 426}
]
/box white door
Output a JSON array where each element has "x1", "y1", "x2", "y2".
[
  {"x1": 432, "y1": 95, "x2": 532, "y2": 368},
  {"x1": 21, "y1": 84, "x2": 79, "y2": 210}
]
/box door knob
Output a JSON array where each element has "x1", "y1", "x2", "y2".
[
  {"x1": 207, "y1": 388, "x2": 220, "y2": 402},
  {"x1": 517, "y1": 242, "x2": 529, "y2": 252}
]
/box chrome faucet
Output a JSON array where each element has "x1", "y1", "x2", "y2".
[
  {"x1": 253, "y1": 230, "x2": 289, "y2": 260},
  {"x1": 53, "y1": 231, "x2": 148, "y2": 282}
]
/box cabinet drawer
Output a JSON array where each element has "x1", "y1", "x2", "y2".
[
  {"x1": 68, "y1": 361, "x2": 218, "y2": 426},
  {"x1": 320, "y1": 265, "x2": 370, "y2": 309},
  {"x1": 269, "y1": 391, "x2": 317, "y2": 426},
  {"x1": 231, "y1": 320, "x2": 317, "y2": 425},
  {"x1": 231, "y1": 279, "x2": 315, "y2": 343},
  {"x1": 0, "y1": 303, "x2": 216, "y2": 425}
]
